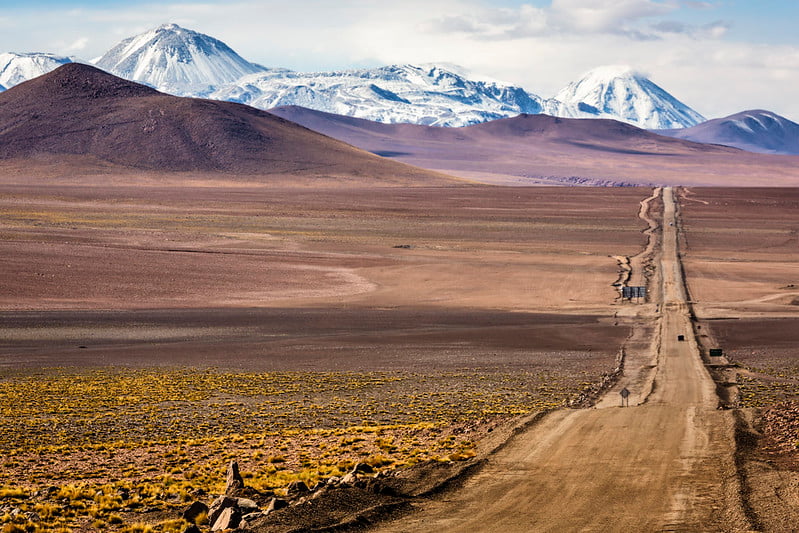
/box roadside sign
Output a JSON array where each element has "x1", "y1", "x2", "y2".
[
  {"x1": 622, "y1": 286, "x2": 632, "y2": 299},
  {"x1": 620, "y1": 387, "x2": 630, "y2": 407},
  {"x1": 621, "y1": 286, "x2": 647, "y2": 302},
  {"x1": 709, "y1": 348, "x2": 723, "y2": 357}
]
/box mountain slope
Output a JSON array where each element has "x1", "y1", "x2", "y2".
[
  {"x1": 0, "y1": 52, "x2": 74, "y2": 89},
  {"x1": 269, "y1": 105, "x2": 799, "y2": 187},
  {"x1": 0, "y1": 63, "x2": 454, "y2": 184},
  {"x1": 94, "y1": 24, "x2": 267, "y2": 96},
  {"x1": 554, "y1": 65, "x2": 705, "y2": 129},
  {"x1": 657, "y1": 110, "x2": 799, "y2": 155},
  {"x1": 212, "y1": 63, "x2": 547, "y2": 127}
]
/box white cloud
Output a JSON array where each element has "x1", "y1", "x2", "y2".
[
  {"x1": 65, "y1": 37, "x2": 89, "y2": 52},
  {"x1": 549, "y1": 0, "x2": 675, "y2": 35}
]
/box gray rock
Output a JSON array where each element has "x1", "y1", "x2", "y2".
[
  {"x1": 208, "y1": 495, "x2": 237, "y2": 526},
  {"x1": 286, "y1": 480, "x2": 309, "y2": 495},
  {"x1": 182, "y1": 501, "x2": 209, "y2": 523},
  {"x1": 211, "y1": 506, "x2": 241, "y2": 531},
  {"x1": 236, "y1": 497, "x2": 259, "y2": 511},
  {"x1": 225, "y1": 460, "x2": 245, "y2": 496},
  {"x1": 351, "y1": 462, "x2": 375, "y2": 474},
  {"x1": 265, "y1": 497, "x2": 289, "y2": 514},
  {"x1": 340, "y1": 472, "x2": 357, "y2": 485}
]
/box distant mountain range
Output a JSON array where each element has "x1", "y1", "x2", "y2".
[
  {"x1": 271, "y1": 106, "x2": 799, "y2": 186},
  {"x1": 268, "y1": 105, "x2": 799, "y2": 187},
  {"x1": 1, "y1": 23, "x2": 798, "y2": 155},
  {"x1": 0, "y1": 63, "x2": 450, "y2": 184},
  {"x1": 657, "y1": 110, "x2": 799, "y2": 155},
  {"x1": 0, "y1": 23, "x2": 703, "y2": 130},
  {"x1": 0, "y1": 63, "x2": 797, "y2": 187}
]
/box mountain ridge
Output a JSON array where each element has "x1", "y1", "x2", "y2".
[
  {"x1": 1, "y1": 24, "x2": 708, "y2": 129},
  {"x1": 0, "y1": 63, "x2": 455, "y2": 185},
  {"x1": 268, "y1": 104, "x2": 799, "y2": 187},
  {"x1": 657, "y1": 109, "x2": 799, "y2": 155}
]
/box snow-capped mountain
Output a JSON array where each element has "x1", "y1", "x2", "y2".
[
  {"x1": 658, "y1": 110, "x2": 799, "y2": 155},
  {"x1": 553, "y1": 65, "x2": 705, "y2": 129},
  {"x1": 211, "y1": 64, "x2": 547, "y2": 127},
  {"x1": 93, "y1": 23, "x2": 267, "y2": 96},
  {"x1": 0, "y1": 52, "x2": 74, "y2": 89},
  {"x1": 1, "y1": 25, "x2": 711, "y2": 130}
]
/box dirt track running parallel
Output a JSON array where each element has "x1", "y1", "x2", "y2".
[{"x1": 375, "y1": 187, "x2": 751, "y2": 532}]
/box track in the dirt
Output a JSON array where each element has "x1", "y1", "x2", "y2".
[{"x1": 375, "y1": 187, "x2": 750, "y2": 532}]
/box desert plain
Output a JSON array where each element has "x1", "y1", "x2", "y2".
[{"x1": 0, "y1": 174, "x2": 797, "y2": 532}]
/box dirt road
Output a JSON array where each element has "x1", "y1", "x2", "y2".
[{"x1": 375, "y1": 188, "x2": 749, "y2": 532}]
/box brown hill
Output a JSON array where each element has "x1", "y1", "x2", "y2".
[
  {"x1": 270, "y1": 106, "x2": 799, "y2": 186},
  {"x1": 0, "y1": 64, "x2": 455, "y2": 185}
]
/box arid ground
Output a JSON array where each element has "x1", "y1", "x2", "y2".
[
  {"x1": 0, "y1": 181, "x2": 650, "y2": 532},
  {"x1": 0, "y1": 182, "x2": 797, "y2": 532}
]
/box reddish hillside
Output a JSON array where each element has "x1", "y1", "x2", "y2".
[
  {"x1": 271, "y1": 106, "x2": 799, "y2": 186},
  {"x1": 0, "y1": 64, "x2": 455, "y2": 184}
]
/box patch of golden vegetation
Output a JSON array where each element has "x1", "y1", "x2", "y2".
[{"x1": 0, "y1": 367, "x2": 594, "y2": 531}]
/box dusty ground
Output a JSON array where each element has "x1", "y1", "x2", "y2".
[
  {"x1": 0, "y1": 182, "x2": 650, "y2": 531},
  {"x1": 368, "y1": 188, "x2": 749, "y2": 532},
  {"x1": 679, "y1": 188, "x2": 799, "y2": 531}
]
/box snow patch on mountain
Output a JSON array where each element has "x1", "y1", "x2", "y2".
[
  {"x1": 94, "y1": 23, "x2": 267, "y2": 96},
  {"x1": 0, "y1": 52, "x2": 75, "y2": 89},
  {"x1": 554, "y1": 65, "x2": 705, "y2": 129},
  {"x1": 211, "y1": 63, "x2": 548, "y2": 127}
]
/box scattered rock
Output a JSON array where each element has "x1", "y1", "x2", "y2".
[
  {"x1": 182, "y1": 501, "x2": 209, "y2": 523},
  {"x1": 211, "y1": 506, "x2": 241, "y2": 532},
  {"x1": 311, "y1": 487, "x2": 329, "y2": 499},
  {"x1": 351, "y1": 462, "x2": 375, "y2": 474},
  {"x1": 236, "y1": 497, "x2": 259, "y2": 512},
  {"x1": 286, "y1": 480, "x2": 309, "y2": 495},
  {"x1": 266, "y1": 497, "x2": 289, "y2": 514},
  {"x1": 340, "y1": 473, "x2": 358, "y2": 485},
  {"x1": 225, "y1": 460, "x2": 245, "y2": 496},
  {"x1": 208, "y1": 495, "x2": 237, "y2": 526}
]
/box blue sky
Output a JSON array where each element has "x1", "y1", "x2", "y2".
[{"x1": 1, "y1": 0, "x2": 798, "y2": 120}]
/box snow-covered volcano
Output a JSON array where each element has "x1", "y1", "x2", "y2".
[
  {"x1": 0, "y1": 52, "x2": 75, "y2": 89},
  {"x1": 94, "y1": 23, "x2": 267, "y2": 96},
  {"x1": 553, "y1": 65, "x2": 705, "y2": 129},
  {"x1": 212, "y1": 63, "x2": 548, "y2": 127}
]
